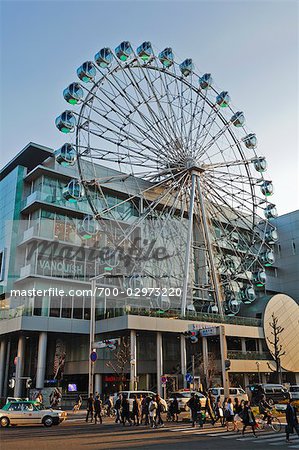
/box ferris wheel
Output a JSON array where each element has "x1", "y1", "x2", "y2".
[{"x1": 55, "y1": 41, "x2": 278, "y2": 317}]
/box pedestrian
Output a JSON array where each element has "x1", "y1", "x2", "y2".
[
  {"x1": 187, "y1": 393, "x2": 198, "y2": 427},
  {"x1": 221, "y1": 397, "x2": 228, "y2": 426},
  {"x1": 214, "y1": 395, "x2": 223, "y2": 424},
  {"x1": 149, "y1": 395, "x2": 157, "y2": 428},
  {"x1": 35, "y1": 391, "x2": 43, "y2": 406},
  {"x1": 104, "y1": 395, "x2": 113, "y2": 417},
  {"x1": 121, "y1": 395, "x2": 132, "y2": 426},
  {"x1": 205, "y1": 392, "x2": 215, "y2": 425},
  {"x1": 233, "y1": 397, "x2": 242, "y2": 431},
  {"x1": 73, "y1": 393, "x2": 82, "y2": 413},
  {"x1": 94, "y1": 395, "x2": 103, "y2": 424},
  {"x1": 132, "y1": 395, "x2": 141, "y2": 426},
  {"x1": 224, "y1": 398, "x2": 235, "y2": 431},
  {"x1": 86, "y1": 393, "x2": 95, "y2": 423},
  {"x1": 115, "y1": 393, "x2": 122, "y2": 423},
  {"x1": 285, "y1": 398, "x2": 299, "y2": 443},
  {"x1": 172, "y1": 394, "x2": 179, "y2": 422},
  {"x1": 156, "y1": 394, "x2": 165, "y2": 427},
  {"x1": 241, "y1": 400, "x2": 257, "y2": 437},
  {"x1": 141, "y1": 394, "x2": 149, "y2": 425}
]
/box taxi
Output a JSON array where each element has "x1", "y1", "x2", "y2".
[{"x1": 0, "y1": 400, "x2": 67, "y2": 427}]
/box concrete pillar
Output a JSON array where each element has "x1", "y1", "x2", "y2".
[
  {"x1": 258, "y1": 339, "x2": 263, "y2": 354},
  {"x1": 202, "y1": 336, "x2": 208, "y2": 384},
  {"x1": 3, "y1": 340, "x2": 11, "y2": 398},
  {"x1": 156, "y1": 332, "x2": 163, "y2": 396},
  {"x1": 14, "y1": 335, "x2": 25, "y2": 397},
  {"x1": 130, "y1": 330, "x2": 137, "y2": 390},
  {"x1": 36, "y1": 332, "x2": 47, "y2": 389},
  {"x1": 244, "y1": 373, "x2": 249, "y2": 387},
  {"x1": 94, "y1": 374, "x2": 102, "y2": 395},
  {"x1": 219, "y1": 326, "x2": 229, "y2": 397},
  {"x1": 180, "y1": 334, "x2": 187, "y2": 388},
  {"x1": 0, "y1": 340, "x2": 6, "y2": 397},
  {"x1": 241, "y1": 338, "x2": 246, "y2": 354},
  {"x1": 145, "y1": 373, "x2": 150, "y2": 390}
]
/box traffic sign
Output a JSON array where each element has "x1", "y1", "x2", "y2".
[
  {"x1": 161, "y1": 376, "x2": 167, "y2": 384},
  {"x1": 200, "y1": 327, "x2": 218, "y2": 337},
  {"x1": 185, "y1": 373, "x2": 193, "y2": 383},
  {"x1": 90, "y1": 351, "x2": 97, "y2": 362}
]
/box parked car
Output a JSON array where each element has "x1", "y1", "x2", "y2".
[
  {"x1": 247, "y1": 383, "x2": 289, "y2": 406},
  {"x1": 289, "y1": 385, "x2": 299, "y2": 401},
  {"x1": 0, "y1": 401, "x2": 67, "y2": 427},
  {"x1": 167, "y1": 391, "x2": 206, "y2": 412},
  {"x1": 113, "y1": 391, "x2": 167, "y2": 412},
  {"x1": 208, "y1": 387, "x2": 248, "y2": 403}
]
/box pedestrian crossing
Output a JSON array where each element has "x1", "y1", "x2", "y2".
[{"x1": 166, "y1": 424, "x2": 299, "y2": 447}]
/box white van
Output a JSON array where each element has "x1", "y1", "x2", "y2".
[
  {"x1": 208, "y1": 387, "x2": 248, "y2": 403},
  {"x1": 290, "y1": 385, "x2": 299, "y2": 401},
  {"x1": 113, "y1": 391, "x2": 167, "y2": 412}
]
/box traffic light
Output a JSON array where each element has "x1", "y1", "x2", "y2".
[
  {"x1": 183, "y1": 330, "x2": 198, "y2": 343},
  {"x1": 26, "y1": 378, "x2": 32, "y2": 389},
  {"x1": 8, "y1": 379, "x2": 15, "y2": 389},
  {"x1": 225, "y1": 359, "x2": 231, "y2": 370}
]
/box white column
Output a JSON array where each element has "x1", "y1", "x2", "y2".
[
  {"x1": 156, "y1": 332, "x2": 163, "y2": 396},
  {"x1": 36, "y1": 332, "x2": 47, "y2": 389},
  {"x1": 202, "y1": 336, "x2": 208, "y2": 385},
  {"x1": 94, "y1": 374, "x2": 102, "y2": 395},
  {"x1": 130, "y1": 330, "x2": 137, "y2": 390},
  {"x1": 241, "y1": 338, "x2": 246, "y2": 354},
  {"x1": 14, "y1": 335, "x2": 26, "y2": 397},
  {"x1": 0, "y1": 340, "x2": 6, "y2": 397},
  {"x1": 258, "y1": 339, "x2": 263, "y2": 354},
  {"x1": 180, "y1": 335, "x2": 187, "y2": 388},
  {"x1": 219, "y1": 326, "x2": 229, "y2": 397},
  {"x1": 243, "y1": 373, "x2": 249, "y2": 387}
]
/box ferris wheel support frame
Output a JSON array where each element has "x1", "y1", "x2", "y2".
[{"x1": 180, "y1": 170, "x2": 223, "y2": 317}]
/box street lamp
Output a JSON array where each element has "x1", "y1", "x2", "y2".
[{"x1": 256, "y1": 361, "x2": 261, "y2": 383}]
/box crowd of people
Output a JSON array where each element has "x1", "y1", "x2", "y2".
[{"x1": 75, "y1": 390, "x2": 299, "y2": 443}]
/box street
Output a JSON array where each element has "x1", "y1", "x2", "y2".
[{"x1": 1, "y1": 416, "x2": 298, "y2": 450}]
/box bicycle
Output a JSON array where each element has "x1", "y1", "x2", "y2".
[{"x1": 255, "y1": 412, "x2": 281, "y2": 432}]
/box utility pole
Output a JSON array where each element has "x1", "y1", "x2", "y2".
[{"x1": 192, "y1": 355, "x2": 195, "y2": 389}]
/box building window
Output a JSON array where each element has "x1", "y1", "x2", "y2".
[{"x1": 0, "y1": 248, "x2": 5, "y2": 281}]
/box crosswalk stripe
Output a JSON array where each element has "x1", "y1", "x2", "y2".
[
  {"x1": 270, "y1": 437, "x2": 299, "y2": 446},
  {"x1": 289, "y1": 445, "x2": 299, "y2": 449}
]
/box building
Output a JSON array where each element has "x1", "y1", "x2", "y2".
[{"x1": 0, "y1": 143, "x2": 298, "y2": 402}]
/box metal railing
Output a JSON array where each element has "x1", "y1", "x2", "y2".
[
  {"x1": 227, "y1": 350, "x2": 272, "y2": 360},
  {"x1": 0, "y1": 305, "x2": 262, "y2": 328}
]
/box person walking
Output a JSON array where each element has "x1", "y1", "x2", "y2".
[
  {"x1": 121, "y1": 395, "x2": 132, "y2": 426},
  {"x1": 205, "y1": 393, "x2": 215, "y2": 425},
  {"x1": 224, "y1": 398, "x2": 235, "y2": 431},
  {"x1": 115, "y1": 394, "x2": 122, "y2": 423},
  {"x1": 132, "y1": 395, "x2": 141, "y2": 426},
  {"x1": 172, "y1": 394, "x2": 179, "y2": 422},
  {"x1": 285, "y1": 398, "x2": 299, "y2": 443},
  {"x1": 233, "y1": 397, "x2": 242, "y2": 431},
  {"x1": 187, "y1": 393, "x2": 198, "y2": 427},
  {"x1": 141, "y1": 394, "x2": 149, "y2": 425},
  {"x1": 149, "y1": 395, "x2": 157, "y2": 428},
  {"x1": 214, "y1": 395, "x2": 223, "y2": 424},
  {"x1": 241, "y1": 401, "x2": 257, "y2": 437},
  {"x1": 156, "y1": 395, "x2": 165, "y2": 427},
  {"x1": 94, "y1": 395, "x2": 103, "y2": 424},
  {"x1": 86, "y1": 393, "x2": 95, "y2": 423},
  {"x1": 73, "y1": 393, "x2": 82, "y2": 413}
]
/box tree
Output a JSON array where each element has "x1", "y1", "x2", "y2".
[
  {"x1": 266, "y1": 313, "x2": 286, "y2": 384},
  {"x1": 105, "y1": 337, "x2": 131, "y2": 391}
]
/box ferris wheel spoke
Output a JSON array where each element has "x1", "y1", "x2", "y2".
[
  {"x1": 194, "y1": 109, "x2": 224, "y2": 159},
  {"x1": 82, "y1": 82, "x2": 168, "y2": 155},
  {"x1": 115, "y1": 61, "x2": 173, "y2": 144},
  {"x1": 130, "y1": 59, "x2": 182, "y2": 143},
  {"x1": 202, "y1": 177, "x2": 256, "y2": 234},
  {"x1": 78, "y1": 104, "x2": 167, "y2": 162},
  {"x1": 200, "y1": 122, "x2": 232, "y2": 155}
]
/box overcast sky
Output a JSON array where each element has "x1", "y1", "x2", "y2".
[{"x1": 0, "y1": 0, "x2": 298, "y2": 214}]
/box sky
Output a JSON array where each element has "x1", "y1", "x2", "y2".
[{"x1": 0, "y1": 0, "x2": 298, "y2": 215}]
